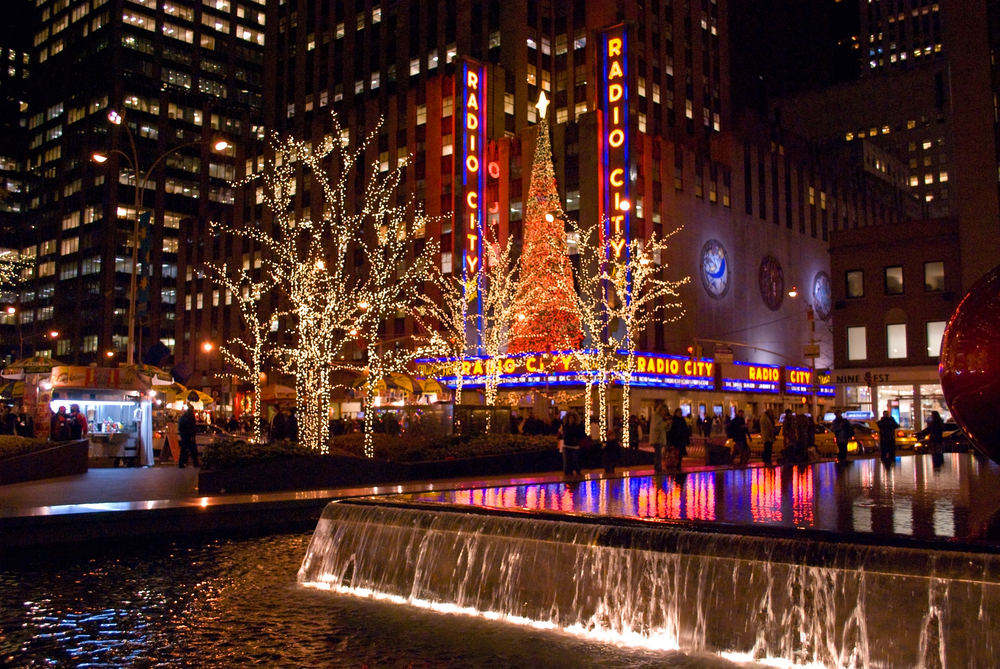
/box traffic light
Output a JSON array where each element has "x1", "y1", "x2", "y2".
[{"x1": 687, "y1": 344, "x2": 704, "y2": 359}]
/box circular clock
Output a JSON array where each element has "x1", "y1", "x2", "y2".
[
  {"x1": 758, "y1": 255, "x2": 785, "y2": 311},
  {"x1": 700, "y1": 240, "x2": 730, "y2": 299},
  {"x1": 812, "y1": 271, "x2": 833, "y2": 321}
]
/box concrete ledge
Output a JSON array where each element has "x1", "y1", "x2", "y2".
[
  {"x1": 198, "y1": 448, "x2": 655, "y2": 495},
  {"x1": 0, "y1": 440, "x2": 89, "y2": 486},
  {"x1": 0, "y1": 497, "x2": 329, "y2": 551}
]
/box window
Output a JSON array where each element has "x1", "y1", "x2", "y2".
[
  {"x1": 441, "y1": 252, "x2": 452, "y2": 274},
  {"x1": 847, "y1": 326, "x2": 867, "y2": 361},
  {"x1": 846, "y1": 270, "x2": 864, "y2": 298},
  {"x1": 82, "y1": 335, "x2": 98, "y2": 353},
  {"x1": 924, "y1": 261, "x2": 944, "y2": 292},
  {"x1": 886, "y1": 323, "x2": 908, "y2": 359},
  {"x1": 885, "y1": 266, "x2": 903, "y2": 294},
  {"x1": 926, "y1": 321, "x2": 946, "y2": 358}
]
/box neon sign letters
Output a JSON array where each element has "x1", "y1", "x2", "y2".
[
  {"x1": 721, "y1": 362, "x2": 781, "y2": 394},
  {"x1": 599, "y1": 25, "x2": 631, "y2": 258}
]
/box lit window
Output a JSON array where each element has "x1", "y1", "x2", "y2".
[
  {"x1": 847, "y1": 326, "x2": 867, "y2": 361},
  {"x1": 924, "y1": 261, "x2": 944, "y2": 292},
  {"x1": 924, "y1": 173, "x2": 933, "y2": 184},
  {"x1": 409, "y1": 58, "x2": 420, "y2": 76},
  {"x1": 441, "y1": 252, "x2": 453, "y2": 274},
  {"x1": 926, "y1": 321, "x2": 946, "y2": 357},
  {"x1": 416, "y1": 104, "x2": 426, "y2": 125},
  {"x1": 938, "y1": 171, "x2": 948, "y2": 182},
  {"x1": 923, "y1": 140, "x2": 932, "y2": 150},
  {"x1": 886, "y1": 323, "x2": 908, "y2": 359},
  {"x1": 846, "y1": 270, "x2": 864, "y2": 298},
  {"x1": 885, "y1": 266, "x2": 903, "y2": 295},
  {"x1": 909, "y1": 176, "x2": 919, "y2": 187}
]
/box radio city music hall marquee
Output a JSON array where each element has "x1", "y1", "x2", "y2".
[{"x1": 599, "y1": 25, "x2": 632, "y2": 259}]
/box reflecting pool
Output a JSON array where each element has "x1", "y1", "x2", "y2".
[{"x1": 393, "y1": 453, "x2": 1000, "y2": 545}]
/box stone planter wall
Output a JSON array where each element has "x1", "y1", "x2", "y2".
[{"x1": 0, "y1": 440, "x2": 90, "y2": 486}]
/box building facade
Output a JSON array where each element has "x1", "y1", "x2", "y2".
[
  {"x1": 169, "y1": 0, "x2": 920, "y2": 419},
  {"x1": 9, "y1": 0, "x2": 265, "y2": 372},
  {"x1": 829, "y1": 217, "x2": 960, "y2": 429}
]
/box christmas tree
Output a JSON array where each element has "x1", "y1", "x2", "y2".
[{"x1": 507, "y1": 93, "x2": 584, "y2": 354}]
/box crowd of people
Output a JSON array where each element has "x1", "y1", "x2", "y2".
[{"x1": 0, "y1": 405, "x2": 34, "y2": 437}]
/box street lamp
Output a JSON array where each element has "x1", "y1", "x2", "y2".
[
  {"x1": 93, "y1": 108, "x2": 232, "y2": 365},
  {"x1": 788, "y1": 286, "x2": 819, "y2": 417},
  {"x1": 4, "y1": 306, "x2": 23, "y2": 359}
]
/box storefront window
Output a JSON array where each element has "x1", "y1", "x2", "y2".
[
  {"x1": 844, "y1": 385, "x2": 872, "y2": 415},
  {"x1": 877, "y1": 385, "x2": 915, "y2": 428},
  {"x1": 920, "y1": 384, "x2": 951, "y2": 424}
]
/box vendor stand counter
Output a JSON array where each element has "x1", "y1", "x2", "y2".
[{"x1": 50, "y1": 398, "x2": 142, "y2": 467}]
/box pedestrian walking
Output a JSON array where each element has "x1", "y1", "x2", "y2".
[
  {"x1": 832, "y1": 409, "x2": 853, "y2": 465},
  {"x1": 177, "y1": 404, "x2": 199, "y2": 468},
  {"x1": 877, "y1": 410, "x2": 898, "y2": 460},
  {"x1": 649, "y1": 404, "x2": 669, "y2": 474},
  {"x1": 759, "y1": 408, "x2": 776, "y2": 466}
]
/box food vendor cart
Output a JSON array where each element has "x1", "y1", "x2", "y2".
[{"x1": 49, "y1": 366, "x2": 155, "y2": 467}]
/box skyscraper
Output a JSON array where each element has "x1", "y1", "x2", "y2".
[{"x1": 13, "y1": 0, "x2": 266, "y2": 367}]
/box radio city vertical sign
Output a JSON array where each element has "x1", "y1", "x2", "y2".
[
  {"x1": 457, "y1": 59, "x2": 487, "y2": 350},
  {"x1": 598, "y1": 25, "x2": 631, "y2": 259}
]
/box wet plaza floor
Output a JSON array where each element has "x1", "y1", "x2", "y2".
[{"x1": 389, "y1": 453, "x2": 1000, "y2": 549}]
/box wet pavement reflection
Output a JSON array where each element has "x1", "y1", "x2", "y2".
[{"x1": 394, "y1": 454, "x2": 1000, "y2": 546}]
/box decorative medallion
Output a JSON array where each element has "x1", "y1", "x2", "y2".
[
  {"x1": 700, "y1": 240, "x2": 730, "y2": 299},
  {"x1": 758, "y1": 255, "x2": 785, "y2": 311},
  {"x1": 812, "y1": 271, "x2": 833, "y2": 321}
]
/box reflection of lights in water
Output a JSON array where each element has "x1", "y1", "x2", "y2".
[
  {"x1": 893, "y1": 498, "x2": 913, "y2": 535},
  {"x1": 686, "y1": 474, "x2": 716, "y2": 521},
  {"x1": 852, "y1": 502, "x2": 873, "y2": 532},
  {"x1": 792, "y1": 468, "x2": 814, "y2": 526},
  {"x1": 933, "y1": 498, "x2": 955, "y2": 537},
  {"x1": 752, "y1": 467, "x2": 782, "y2": 523}
]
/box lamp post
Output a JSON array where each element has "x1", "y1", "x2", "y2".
[
  {"x1": 788, "y1": 286, "x2": 819, "y2": 417},
  {"x1": 5, "y1": 306, "x2": 22, "y2": 359},
  {"x1": 94, "y1": 110, "x2": 230, "y2": 366}
]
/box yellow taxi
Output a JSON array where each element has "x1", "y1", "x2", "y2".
[{"x1": 725, "y1": 422, "x2": 872, "y2": 458}]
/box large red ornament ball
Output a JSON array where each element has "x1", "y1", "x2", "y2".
[{"x1": 940, "y1": 262, "x2": 1000, "y2": 464}]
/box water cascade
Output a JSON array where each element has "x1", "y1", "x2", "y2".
[{"x1": 299, "y1": 502, "x2": 1000, "y2": 667}]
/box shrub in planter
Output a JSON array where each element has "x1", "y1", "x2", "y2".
[
  {"x1": 201, "y1": 439, "x2": 316, "y2": 470},
  {"x1": 0, "y1": 435, "x2": 56, "y2": 462}
]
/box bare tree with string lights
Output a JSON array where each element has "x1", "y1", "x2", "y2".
[
  {"x1": 351, "y1": 153, "x2": 439, "y2": 457},
  {"x1": 204, "y1": 262, "x2": 279, "y2": 444},
  {"x1": 569, "y1": 219, "x2": 689, "y2": 447},
  {"x1": 411, "y1": 272, "x2": 469, "y2": 402},
  {"x1": 216, "y1": 116, "x2": 374, "y2": 451}
]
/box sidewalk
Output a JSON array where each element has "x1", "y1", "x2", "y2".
[{"x1": 0, "y1": 458, "x2": 672, "y2": 550}]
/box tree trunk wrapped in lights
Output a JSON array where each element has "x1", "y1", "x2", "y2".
[
  {"x1": 204, "y1": 263, "x2": 278, "y2": 444},
  {"x1": 506, "y1": 115, "x2": 582, "y2": 355},
  {"x1": 477, "y1": 227, "x2": 520, "y2": 429}
]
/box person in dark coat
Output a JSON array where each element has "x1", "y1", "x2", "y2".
[
  {"x1": 877, "y1": 410, "x2": 899, "y2": 460},
  {"x1": 921, "y1": 411, "x2": 945, "y2": 454},
  {"x1": 667, "y1": 408, "x2": 691, "y2": 460},
  {"x1": 522, "y1": 409, "x2": 545, "y2": 436},
  {"x1": 832, "y1": 410, "x2": 853, "y2": 465},
  {"x1": 16, "y1": 408, "x2": 34, "y2": 438},
  {"x1": 602, "y1": 426, "x2": 622, "y2": 474},
  {"x1": 628, "y1": 414, "x2": 640, "y2": 449},
  {"x1": 559, "y1": 410, "x2": 585, "y2": 476},
  {"x1": 759, "y1": 409, "x2": 776, "y2": 466},
  {"x1": 50, "y1": 406, "x2": 71, "y2": 442},
  {"x1": 286, "y1": 407, "x2": 299, "y2": 442},
  {"x1": 227, "y1": 414, "x2": 240, "y2": 432},
  {"x1": 270, "y1": 409, "x2": 288, "y2": 442},
  {"x1": 729, "y1": 410, "x2": 750, "y2": 465},
  {"x1": 177, "y1": 404, "x2": 199, "y2": 468}
]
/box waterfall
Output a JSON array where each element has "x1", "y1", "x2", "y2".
[{"x1": 299, "y1": 502, "x2": 1000, "y2": 667}]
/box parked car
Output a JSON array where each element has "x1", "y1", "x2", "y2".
[
  {"x1": 915, "y1": 423, "x2": 968, "y2": 453},
  {"x1": 726, "y1": 423, "x2": 872, "y2": 458},
  {"x1": 194, "y1": 423, "x2": 242, "y2": 448},
  {"x1": 851, "y1": 419, "x2": 917, "y2": 451}
]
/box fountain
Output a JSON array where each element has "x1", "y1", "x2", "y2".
[{"x1": 299, "y1": 498, "x2": 1000, "y2": 667}]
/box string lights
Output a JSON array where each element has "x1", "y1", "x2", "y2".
[
  {"x1": 475, "y1": 225, "x2": 520, "y2": 429},
  {"x1": 204, "y1": 262, "x2": 278, "y2": 444},
  {"x1": 506, "y1": 107, "x2": 583, "y2": 354}
]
